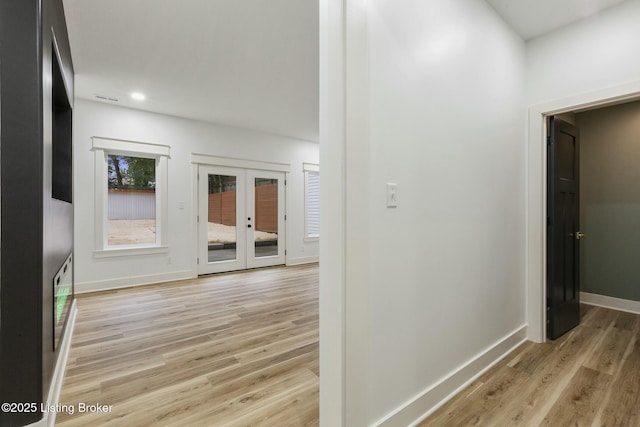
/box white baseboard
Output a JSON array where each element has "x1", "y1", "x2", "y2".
[
  {"x1": 75, "y1": 270, "x2": 194, "y2": 294},
  {"x1": 286, "y1": 255, "x2": 319, "y2": 266},
  {"x1": 26, "y1": 301, "x2": 78, "y2": 427},
  {"x1": 581, "y1": 292, "x2": 640, "y2": 315},
  {"x1": 373, "y1": 325, "x2": 528, "y2": 427}
]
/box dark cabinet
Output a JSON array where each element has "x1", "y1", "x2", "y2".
[{"x1": 0, "y1": 0, "x2": 75, "y2": 425}]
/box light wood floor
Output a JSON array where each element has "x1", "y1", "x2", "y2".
[
  {"x1": 420, "y1": 304, "x2": 640, "y2": 427},
  {"x1": 56, "y1": 264, "x2": 319, "y2": 427}
]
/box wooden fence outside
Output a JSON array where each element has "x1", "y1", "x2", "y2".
[
  {"x1": 208, "y1": 184, "x2": 277, "y2": 233},
  {"x1": 254, "y1": 184, "x2": 277, "y2": 233},
  {"x1": 107, "y1": 186, "x2": 277, "y2": 233},
  {"x1": 208, "y1": 191, "x2": 237, "y2": 226}
]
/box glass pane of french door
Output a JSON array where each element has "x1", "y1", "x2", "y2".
[
  {"x1": 253, "y1": 177, "x2": 279, "y2": 258},
  {"x1": 207, "y1": 174, "x2": 237, "y2": 262}
]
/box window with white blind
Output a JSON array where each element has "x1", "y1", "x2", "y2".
[{"x1": 304, "y1": 163, "x2": 320, "y2": 239}]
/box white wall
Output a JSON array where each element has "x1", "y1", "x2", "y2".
[
  {"x1": 527, "y1": 0, "x2": 640, "y2": 106},
  {"x1": 74, "y1": 99, "x2": 319, "y2": 291},
  {"x1": 358, "y1": 0, "x2": 528, "y2": 424}
]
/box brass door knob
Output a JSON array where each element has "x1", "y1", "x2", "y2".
[{"x1": 576, "y1": 232, "x2": 585, "y2": 240}]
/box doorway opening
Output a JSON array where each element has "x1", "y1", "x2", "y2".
[
  {"x1": 197, "y1": 164, "x2": 287, "y2": 275},
  {"x1": 528, "y1": 83, "x2": 640, "y2": 343}
]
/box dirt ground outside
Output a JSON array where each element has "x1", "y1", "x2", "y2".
[
  {"x1": 207, "y1": 222, "x2": 277, "y2": 243},
  {"x1": 108, "y1": 220, "x2": 277, "y2": 246},
  {"x1": 108, "y1": 220, "x2": 156, "y2": 246}
]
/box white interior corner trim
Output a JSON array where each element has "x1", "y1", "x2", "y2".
[
  {"x1": 190, "y1": 153, "x2": 291, "y2": 172},
  {"x1": 581, "y1": 292, "x2": 640, "y2": 315},
  {"x1": 92, "y1": 136, "x2": 170, "y2": 157},
  {"x1": 75, "y1": 270, "x2": 194, "y2": 294},
  {"x1": 303, "y1": 162, "x2": 319, "y2": 172},
  {"x1": 25, "y1": 301, "x2": 78, "y2": 427},
  {"x1": 373, "y1": 325, "x2": 528, "y2": 427}
]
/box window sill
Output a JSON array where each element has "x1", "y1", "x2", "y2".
[{"x1": 93, "y1": 245, "x2": 169, "y2": 258}]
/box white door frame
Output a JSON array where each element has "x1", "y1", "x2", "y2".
[
  {"x1": 320, "y1": 0, "x2": 370, "y2": 425},
  {"x1": 526, "y1": 80, "x2": 640, "y2": 343}
]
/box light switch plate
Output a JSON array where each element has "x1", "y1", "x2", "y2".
[{"x1": 386, "y1": 183, "x2": 398, "y2": 207}]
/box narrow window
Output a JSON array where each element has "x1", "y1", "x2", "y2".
[{"x1": 304, "y1": 163, "x2": 320, "y2": 239}]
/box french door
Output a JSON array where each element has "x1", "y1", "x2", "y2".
[{"x1": 198, "y1": 165, "x2": 286, "y2": 274}]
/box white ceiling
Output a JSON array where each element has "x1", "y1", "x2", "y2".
[
  {"x1": 487, "y1": 0, "x2": 628, "y2": 40},
  {"x1": 62, "y1": 0, "x2": 628, "y2": 143},
  {"x1": 63, "y1": 0, "x2": 319, "y2": 142}
]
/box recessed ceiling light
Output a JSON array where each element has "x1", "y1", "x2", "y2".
[{"x1": 130, "y1": 92, "x2": 146, "y2": 101}]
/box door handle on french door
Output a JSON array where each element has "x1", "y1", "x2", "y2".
[{"x1": 576, "y1": 232, "x2": 585, "y2": 240}]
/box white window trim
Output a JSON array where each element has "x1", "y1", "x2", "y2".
[
  {"x1": 92, "y1": 137, "x2": 170, "y2": 257},
  {"x1": 303, "y1": 163, "x2": 320, "y2": 241},
  {"x1": 190, "y1": 153, "x2": 290, "y2": 172}
]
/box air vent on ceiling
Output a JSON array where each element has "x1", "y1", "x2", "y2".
[{"x1": 94, "y1": 94, "x2": 119, "y2": 102}]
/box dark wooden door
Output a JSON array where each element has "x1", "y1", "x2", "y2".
[{"x1": 547, "y1": 117, "x2": 581, "y2": 340}]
